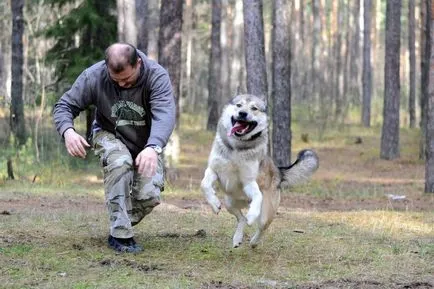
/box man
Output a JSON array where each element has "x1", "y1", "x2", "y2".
[{"x1": 53, "y1": 43, "x2": 176, "y2": 253}]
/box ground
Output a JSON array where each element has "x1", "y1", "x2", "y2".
[{"x1": 0, "y1": 122, "x2": 433, "y2": 289}]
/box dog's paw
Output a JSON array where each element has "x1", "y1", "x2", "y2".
[{"x1": 206, "y1": 195, "x2": 222, "y2": 214}]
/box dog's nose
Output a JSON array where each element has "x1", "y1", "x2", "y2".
[{"x1": 238, "y1": 111, "x2": 248, "y2": 119}]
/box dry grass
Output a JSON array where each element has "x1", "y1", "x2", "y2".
[{"x1": 0, "y1": 114, "x2": 433, "y2": 289}]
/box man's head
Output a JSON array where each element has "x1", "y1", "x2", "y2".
[{"x1": 105, "y1": 43, "x2": 142, "y2": 88}]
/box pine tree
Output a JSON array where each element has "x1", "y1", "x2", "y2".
[{"x1": 43, "y1": 0, "x2": 117, "y2": 84}]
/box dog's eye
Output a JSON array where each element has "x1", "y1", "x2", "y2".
[
  {"x1": 251, "y1": 106, "x2": 258, "y2": 111},
  {"x1": 236, "y1": 103, "x2": 242, "y2": 108}
]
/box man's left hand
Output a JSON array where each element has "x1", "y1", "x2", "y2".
[{"x1": 135, "y1": 147, "x2": 158, "y2": 178}]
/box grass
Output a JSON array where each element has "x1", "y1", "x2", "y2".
[{"x1": 0, "y1": 113, "x2": 433, "y2": 288}]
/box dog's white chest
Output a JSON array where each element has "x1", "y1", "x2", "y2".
[{"x1": 212, "y1": 158, "x2": 259, "y2": 194}]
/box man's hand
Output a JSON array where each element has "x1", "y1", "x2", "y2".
[
  {"x1": 64, "y1": 128, "x2": 90, "y2": 159},
  {"x1": 135, "y1": 147, "x2": 158, "y2": 178}
]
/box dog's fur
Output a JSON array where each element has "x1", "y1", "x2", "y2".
[{"x1": 201, "y1": 94, "x2": 319, "y2": 248}]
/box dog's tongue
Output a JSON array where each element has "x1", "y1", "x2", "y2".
[{"x1": 228, "y1": 122, "x2": 247, "y2": 137}]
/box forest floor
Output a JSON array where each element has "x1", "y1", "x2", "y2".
[{"x1": 0, "y1": 117, "x2": 433, "y2": 289}]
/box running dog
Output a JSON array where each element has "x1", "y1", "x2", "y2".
[{"x1": 200, "y1": 94, "x2": 319, "y2": 248}]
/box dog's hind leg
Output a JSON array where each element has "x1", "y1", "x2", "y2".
[{"x1": 225, "y1": 196, "x2": 247, "y2": 248}]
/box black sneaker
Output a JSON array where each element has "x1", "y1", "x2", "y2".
[
  {"x1": 128, "y1": 238, "x2": 144, "y2": 251},
  {"x1": 108, "y1": 235, "x2": 143, "y2": 253}
]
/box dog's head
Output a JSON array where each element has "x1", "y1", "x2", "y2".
[{"x1": 221, "y1": 94, "x2": 268, "y2": 140}]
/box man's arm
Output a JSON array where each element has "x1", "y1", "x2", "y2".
[
  {"x1": 53, "y1": 70, "x2": 93, "y2": 158},
  {"x1": 146, "y1": 69, "x2": 176, "y2": 148},
  {"x1": 53, "y1": 69, "x2": 94, "y2": 137}
]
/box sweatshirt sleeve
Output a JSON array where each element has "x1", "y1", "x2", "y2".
[
  {"x1": 53, "y1": 70, "x2": 93, "y2": 137},
  {"x1": 146, "y1": 69, "x2": 176, "y2": 148}
]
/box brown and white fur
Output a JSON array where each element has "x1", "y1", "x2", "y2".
[{"x1": 200, "y1": 94, "x2": 319, "y2": 248}]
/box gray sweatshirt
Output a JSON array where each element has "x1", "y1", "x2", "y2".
[{"x1": 53, "y1": 51, "x2": 176, "y2": 158}]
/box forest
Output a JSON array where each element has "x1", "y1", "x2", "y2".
[{"x1": 0, "y1": 0, "x2": 433, "y2": 288}]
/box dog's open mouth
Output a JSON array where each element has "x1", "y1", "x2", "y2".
[{"x1": 228, "y1": 117, "x2": 257, "y2": 137}]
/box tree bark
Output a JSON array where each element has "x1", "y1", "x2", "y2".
[
  {"x1": 408, "y1": 0, "x2": 416, "y2": 128},
  {"x1": 117, "y1": 0, "x2": 137, "y2": 45},
  {"x1": 207, "y1": 0, "x2": 222, "y2": 131},
  {"x1": 147, "y1": 0, "x2": 160, "y2": 60},
  {"x1": 425, "y1": 0, "x2": 434, "y2": 193},
  {"x1": 380, "y1": 0, "x2": 402, "y2": 160},
  {"x1": 230, "y1": 0, "x2": 245, "y2": 95},
  {"x1": 158, "y1": 0, "x2": 183, "y2": 124},
  {"x1": 243, "y1": 0, "x2": 268, "y2": 101},
  {"x1": 420, "y1": 0, "x2": 431, "y2": 160},
  {"x1": 350, "y1": 0, "x2": 361, "y2": 105},
  {"x1": 272, "y1": 0, "x2": 291, "y2": 166},
  {"x1": 362, "y1": 0, "x2": 372, "y2": 127},
  {"x1": 135, "y1": 0, "x2": 149, "y2": 52},
  {"x1": 10, "y1": 0, "x2": 26, "y2": 146}
]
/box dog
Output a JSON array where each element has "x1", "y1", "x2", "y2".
[{"x1": 201, "y1": 94, "x2": 319, "y2": 248}]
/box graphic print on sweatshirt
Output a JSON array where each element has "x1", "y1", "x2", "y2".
[{"x1": 111, "y1": 100, "x2": 147, "y2": 127}]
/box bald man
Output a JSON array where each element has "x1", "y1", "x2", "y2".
[{"x1": 53, "y1": 43, "x2": 176, "y2": 253}]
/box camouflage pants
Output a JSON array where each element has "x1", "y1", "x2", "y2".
[{"x1": 93, "y1": 130, "x2": 164, "y2": 239}]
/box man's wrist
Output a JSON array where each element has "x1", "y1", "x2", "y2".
[{"x1": 146, "y1": 144, "x2": 163, "y2": 155}]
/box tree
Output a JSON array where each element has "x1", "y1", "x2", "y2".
[
  {"x1": 135, "y1": 0, "x2": 148, "y2": 52},
  {"x1": 408, "y1": 0, "x2": 416, "y2": 128},
  {"x1": 158, "y1": 0, "x2": 183, "y2": 171},
  {"x1": 44, "y1": 0, "x2": 117, "y2": 84},
  {"x1": 362, "y1": 0, "x2": 372, "y2": 127},
  {"x1": 420, "y1": 0, "x2": 430, "y2": 160},
  {"x1": 10, "y1": 0, "x2": 26, "y2": 145},
  {"x1": 44, "y1": 0, "x2": 117, "y2": 140},
  {"x1": 349, "y1": 0, "x2": 361, "y2": 106},
  {"x1": 380, "y1": 0, "x2": 402, "y2": 160},
  {"x1": 207, "y1": 0, "x2": 222, "y2": 131},
  {"x1": 243, "y1": 0, "x2": 268, "y2": 100},
  {"x1": 230, "y1": 0, "x2": 245, "y2": 95},
  {"x1": 271, "y1": 0, "x2": 291, "y2": 166},
  {"x1": 117, "y1": 0, "x2": 137, "y2": 45},
  {"x1": 158, "y1": 0, "x2": 183, "y2": 124},
  {"x1": 425, "y1": 0, "x2": 434, "y2": 193}
]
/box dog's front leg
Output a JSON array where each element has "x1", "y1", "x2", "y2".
[
  {"x1": 243, "y1": 182, "x2": 262, "y2": 225},
  {"x1": 201, "y1": 168, "x2": 221, "y2": 214}
]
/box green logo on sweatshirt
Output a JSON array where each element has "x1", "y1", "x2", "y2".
[{"x1": 111, "y1": 100, "x2": 146, "y2": 127}]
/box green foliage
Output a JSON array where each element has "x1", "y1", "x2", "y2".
[{"x1": 43, "y1": 0, "x2": 117, "y2": 85}]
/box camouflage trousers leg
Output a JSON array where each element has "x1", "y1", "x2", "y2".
[{"x1": 93, "y1": 130, "x2": 164, "y2": 239}]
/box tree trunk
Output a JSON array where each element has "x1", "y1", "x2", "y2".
[
  {"x1": 380, "y1": 0, "x2": 402, "y2": 160},
  {"x1": 408, "y1": 0, "x2": 416, "y2": 128},
  {"x1": 158, "y1": 0, "x2": 183, "y2": 124},
  {"x1": 425, "y1": 0, "x2": 434, "y2": 193},
  {"x1": 135, "y1": 0, "x2": 149, "y2": 52},
  {"x1": 117, "y1": 0, "x2": 137, "y2": 45},
  {"x1": 10, "y1": 0, "x2": 26, "y2": 146},
  {"x1": 243, "y1": 0, "x2": 268, "y2": 101},
  {"x1": 207, "y1": 0, "x2": 222, "y2": 131},
  {"x1": 362, "y1": 0, "x2": 372, "y2": 127},
  {"x1": 220, "y1": 0, "x2": 232, "y2": 105},
  {"x1": 420, "y1": 0, "x2": 431, "y2": 160},
  {"x1": 158, "y1": 0, "x2": 183, "y2": 172},
  {"x1": 350, "y1": 0, "x2": 361, "y2": 105},
  {"x1": 271, "y1": 0, "x2": 291, "y2": 166},
  {"x1": 230, "y1": 0, "x2": 245, "y2": 95},
  {"x1": 147, "y1": 0, "x2": 160, "y2": 60},
  {"x1": 7, "y1": 157, "x2": 15, "y2": 180}
]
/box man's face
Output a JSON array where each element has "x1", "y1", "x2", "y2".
[{"x1": 109, "y1": 59, "x2": 141, "y2": 88}]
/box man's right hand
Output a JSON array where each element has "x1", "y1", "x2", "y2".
[{"x1": 64, "y1": 128, "x2": 90, "y2": 159}]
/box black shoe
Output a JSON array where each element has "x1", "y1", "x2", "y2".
[{"x1": 108, "y1": 235, "x2": 143, "y2": 253}]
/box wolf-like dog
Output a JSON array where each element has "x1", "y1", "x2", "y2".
[{"x1": 201, "y1": 94, "x2": 319, "y2": 248}]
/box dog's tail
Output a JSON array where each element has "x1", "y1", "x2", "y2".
[{"x1": 279, "y1": 149, "x2": 319, "y2": 189}]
